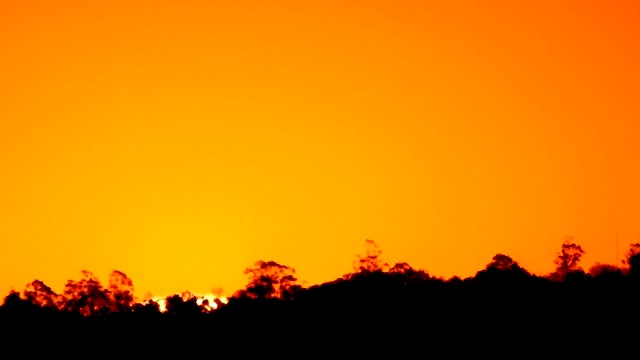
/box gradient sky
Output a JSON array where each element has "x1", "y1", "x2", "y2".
[{"x1": 1, "y1": 0, "x2": 639, "y2": 298}]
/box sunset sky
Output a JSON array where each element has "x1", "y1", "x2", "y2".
[{"x1": 1, "y1": 1, "x2": 639, "y2": 298}]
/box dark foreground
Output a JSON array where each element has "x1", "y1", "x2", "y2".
[{"x1": 2, "y1": 270, "x2": 639, "y2": 357}]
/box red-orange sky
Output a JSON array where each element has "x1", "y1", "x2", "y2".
[{"x1": 1, "y1": 0, "x2": 639, "y2": 298}]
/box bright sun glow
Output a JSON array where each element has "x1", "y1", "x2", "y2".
[{"x1": 143, "y1": 293, "x2": 229, "y2": 313}]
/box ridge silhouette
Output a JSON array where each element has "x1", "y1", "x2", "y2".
[{"x1": 2, "y1": 239, "x2": 640, "y2": 356}]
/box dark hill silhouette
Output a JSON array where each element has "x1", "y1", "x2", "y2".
[{"x1": 2, "y1": 239, "x2": 640, "y2": 356}]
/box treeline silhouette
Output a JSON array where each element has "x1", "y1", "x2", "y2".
[{"x1": 3, "y1": 238, "x2": 640, "y2": 354}]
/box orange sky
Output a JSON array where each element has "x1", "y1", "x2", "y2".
[{"x1": 1, "y1": 0, "x2": 639, "y2": 298}]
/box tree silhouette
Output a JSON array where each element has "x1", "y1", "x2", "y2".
[
  {"x1": 388, "y1": 262, "x2": 430, "y2": 283},
  {"x1": 236, "y1": 260, "x2": 301, "y2": 300},
  {"x1": 23, "y1": 280, "x2": 59, "y2": 309},
  {"x1": 107, "y1": 270, "x2": 135, "y2": 313},
  {"x1": 485, "y1": 254, "x2": 521, "y2": 271},
  {"x1": 61, "y1": 270, "x2": 110, "y2": 316},
  {"x1": 1, "y1": 290, "x2": 38, "y2": 317},
  {"x1": 6, "y1": 234, "x2": 640, "y2": 351},
  {"x1": 588, "y1": 263, "x2": 623, "y2": 281},
  {"x1": 622, "y1": 243, "x2": 640, "y2": 267},
  {"x1": 475, "y1": 253, "x2": 531, "y2": 287},
  {"x1": 352, "y1": 239, "x2": 388, "y2": 274},
  {"x1": 165, "y1": 291, "x2": 202, "y2": 316},
  {"x1": 624, "y1": 244, "x2": 640, "y2": 277},
  {"x1": 553, "y1": 238, "x2": 585, "y2": 279},
  {"x1": 132, "y1": 299, "x2": 161, "y2": 315}
]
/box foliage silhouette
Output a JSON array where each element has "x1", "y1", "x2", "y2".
[
  {"x1": 23, "y1": 279, "x2": 59, "y2": 309},
  {"x1": 351, "y1": 239, "x2": 389, "y2": 274},
  {"x1": 552, "y1": 237, "x2": 585, "y2": 280},
  {"x1": 622, "y1": 243, "x2": 640, "y2": 266},
  {"x1": 233, "y1": 260, "x2": 302, "y2": 300},
  {"x1": 2, "y1": 237, "x2": 640, "y2": 356},
  {"x1": 108, "y1": 270, "x2": 135, "y2": 312},
  {"x1": 61, "y1": 270, "x2": 111, "y2": 316},
  {"x1": 165, "y1": 292, "x2": 202, "y2": 316}
]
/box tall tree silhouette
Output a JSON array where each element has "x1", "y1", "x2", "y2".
[
  {"x1": 353, "y1": 239, "x2": 388, "y2": 273},
  {"x1": 553, "y1": 238, "x2": 585, "y2": 279}
]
